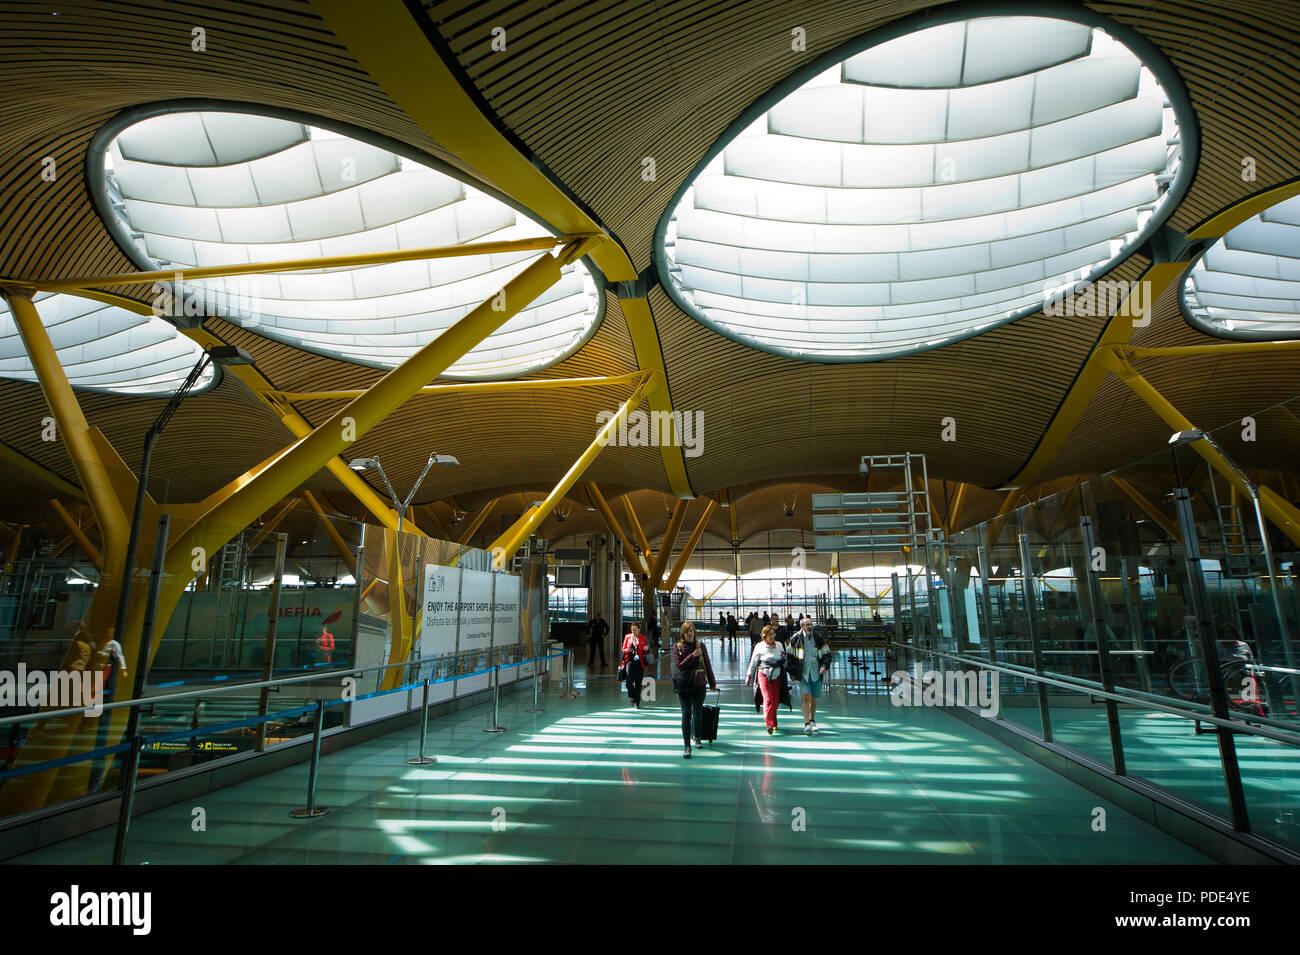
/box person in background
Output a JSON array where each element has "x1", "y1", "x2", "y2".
[
  {"x1": 586, "y1": 610, "x2": 609, "y2": 668},
  {"x1": 826, "y1": 614, "x2": 838, "y2": 637},
  {"x1": 788, "y1": 616, "x2": 834, "y2": 734},
  {"x1": 315, "y1": 623, "x2": 335, "y2": 665},
  {"x1": 621, "y1": 622, "x2": 649, "y2": 708},
  {"x1": 673, "y1": 621, "x2": 716, "y2": 758},
  {"x1": 727, "y1": 613, "x2": 738, "y2": 648},
  {"x1": 769, "y1": 609, "x2": 789, "y2": 645},
  {"x1": 748, "y1": 612, "x2": 763, "y2": 648},
  {"x1": 761, "y1": 612, "x2": 771, "y2": 628},
  {"x1": 872, "y1": 610, "x2": 883, "y2": 626},
  {"x1": 746, "y1": 625, "x2": 787, "y2": 734},
  {"x1": 785, "y1": 614, "x2": 795, "y2": 632},
  {"x1": 720, "y1": 612, "x2": 727, "y2": 645}
]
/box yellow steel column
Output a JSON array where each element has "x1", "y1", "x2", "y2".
[
  {"x1": 2, "y1": 290, "x2": 130, "y2": 606},
  {"x1": 586, "y1": 483, "x2": 649, "y2": 577},
  {"x1": 1102, "y1": 348, "x2": 1300, "y2": 546},
  {"x1": 622, "y1": 495, "x2": 652, "y2": 559},
  {"x1": 0, "y1": 440, "x2": 85, "y2": 501},
  {"x1": 420, "y1": 504, "x2": 455, "y2": 542},
  {"x1": 160, "y1": 246, "x2": 569, "y2": 607},
  {"x1": 247, "y1": 498, "x2": 300, "y2": 551},
  {"x1": 0, "y1": 246, "x2": 574, "y2": 817},
  {"x1": 47, "y1": 498, "x2": 101, "y2": 569},
  {"x1": 457, "y1": 499, "x2": 496, "y2": 546},
  {"x1": 663, "y1": 498, "x2": 719, "y2": 590},
  {"x1": 1006, "y1": 262, "x2": 1189, "y2": 488},
  {"x1": 301, "y1": 490, "x2": 359, "y2": 574},
  {"x1": 947, "y1": 482, "x2": 969, "y2": 534},
  {"x1": 311, "y1": 0, "x2": 694, "y2": 498},
  {"x1": 648, "y1": 499, "x2": 689, "y2": 585},
  {"x1": 984, "y1": 489, "x2": 1024, "y2": 551},
  {"x1": 488, "y1": 374, "x2": 653, "y2": 566},
  {"x1": 380, "y1": 525, "x2": 410, "y2": 691},
  {"x1": 1109, "y1": 476, "x2": 1180, "y2": 540}
]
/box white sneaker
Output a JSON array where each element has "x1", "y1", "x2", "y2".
[
  {"x1": 803, "y1": 722, "x2": 811, "y2": 735},
  {"x1": 810, "y1": 722, "x2": 820, "y2": 734}
]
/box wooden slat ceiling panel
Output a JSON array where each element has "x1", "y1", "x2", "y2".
[
  {"x1": 0, "y1": 373, "x2": 292, "y2": 506},
  {"x1": 0, "y1": 0, "x2": 1295, "y2": 525},
  {"x1": 423, "y1": 0, "x2": 1300, "y2": 495}
]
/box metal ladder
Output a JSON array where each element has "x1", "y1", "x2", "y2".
[{"x1": 209, "y1": 534, "x2": 247, "y2": 666}]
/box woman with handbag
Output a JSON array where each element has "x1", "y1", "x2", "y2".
[
  {"x1": 672, "y1": 621, "x2": 717, "y2": 758},
  {"x1": 745, "y1": 625, "x2": 787, "y2": 734},
  {"x1": 620, "y1": 622, "x2": 649, "y2": 708}
]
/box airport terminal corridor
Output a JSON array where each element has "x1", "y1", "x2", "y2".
[{"x1": 10, "y1": 646, "x2": 1211, "y2": 865}]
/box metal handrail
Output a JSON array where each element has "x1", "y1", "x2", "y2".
[
  {"x1": 0, "y1": 645, "x2": 549, "y2": 729},
  {"x1": 0, "y1": 648, "x2": 569, "y2": 785},
  {"x1": 894, "y1": 642, "x2": 1300, "y2": 748}
]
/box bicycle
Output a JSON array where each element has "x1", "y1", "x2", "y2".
[{"x1": 1165, "y1": 645, "x2": 1296, "y2": 719}]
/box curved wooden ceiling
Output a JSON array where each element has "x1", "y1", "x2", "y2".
[{"x1": 0, "y1": 0, "x2": 1297, "y2": 537}]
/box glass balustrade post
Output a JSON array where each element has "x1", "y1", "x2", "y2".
[
  {"x1": 1017, "y1": 534, "x2": 1053, "y2": 741},
  {"x1": 1173, "y1": 487, "x2": 1250, "y2": 831},
  {"x1": 1079, "y1": 516, "x2": 1127, "y2": 775}
]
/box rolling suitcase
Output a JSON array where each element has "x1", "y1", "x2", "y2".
[{"x1": 699, "y1": 689, "x2": 721, "y2": 745}]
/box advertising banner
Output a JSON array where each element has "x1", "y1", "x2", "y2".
[
  {"x1": 457, "y1": 569, "x2": 495, "y2": 693},
  {"x1": 492, "y1": 574, "x2": 521, "y2": 682}
]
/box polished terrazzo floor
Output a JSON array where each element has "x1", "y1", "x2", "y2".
[{"x1": 10, "y1": 641, "x2": 1213, "y2": 864}]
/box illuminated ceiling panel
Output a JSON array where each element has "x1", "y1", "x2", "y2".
[
  {"x1": 659, "y1": 16, "x2": 1188, "y2": 360},
  {"x1": 1182, "y1": 194, "x2": 1300, "y2": 339},
  {"x1": 0, "y1": 293, "x2": 215, "y2": 396},
  {"x1": 100, "y1": 111, "x2": 602, "y2": 379}
]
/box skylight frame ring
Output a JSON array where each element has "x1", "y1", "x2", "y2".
[
  {"x1": 652, "y1": 2, "x2": 1200, "y2": 363},
  {"x1": 87, "y1": 99, "x2": 609, "y2": 382},
  {"x1": 1178, "y1": 180, "x2": 1300, "y2": 344}
]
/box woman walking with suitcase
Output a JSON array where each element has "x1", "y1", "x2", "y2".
[
  {"x1": 673, "y1": 622, "x2": 717, "y2": 759},
  {"x1": 745, "y1": 625, "x2": 788, "y2": 734}
]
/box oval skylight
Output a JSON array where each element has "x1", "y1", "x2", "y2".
[
  {"x1": 98, "y1": 111, "x2": 602, "y2": 379},
  {"x1": 0, "y1": 292, "x2": 215, "y2": 396},
  {"x1": 659, "y1": 15, "x2": 1188, "y2": 360},
  {"x1": 1182, "y1": 194, "x2": 1300, "y2": 340}
]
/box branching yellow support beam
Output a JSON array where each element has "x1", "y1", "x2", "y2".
[
  {"x1": 1109, "y1": 476, "x2": 1180, "y2": 540},
  {"x1": 422, "y1": 504, "x2": 455, "y2": 542},
  {"x1": 380, "y1": 526, "x2": 410, "y2": 691},
  {"x1": 311, "y1": 0, "x2": 694, "y2": 498},
  {"x1": 457, "y1": 499, "x2": 496, "y2": 546},
  {"x1": 247, "y1": 498, "x2": 300, "y2": 552},
  {"x1": 276, "y1": 372, "x2": 644, "y2": 403},
  {"x1": 489, "y1": 373, "x2": 652, "y2": 567},
  {"x1": 724, "y1": 487, "x2": 740, "y2": 546},
  {"x1": 648, "y1": 499, "x2": 689, "y2": 585},
  {"x1": 586, "y1": 483, "x2": 649, "y2": 577},
  {"x1": 1102, "y1": 347, "x2": 1300, "y2": 547},
  {"x1": 984, "y1": 488, "x2": 1024, "y2": 551},
  {"x1": 701, "y1": 576, "x2": 733, "y2": 603},
  {"x1": 1006, "y1": 262, "x2": 1189, "y2": 488},
  {"x1": 622, "y1": 495, "x2": 652, "y2": 558},
  {"x1": 663, "y1": 498, "x2": 719, "y2": 590},
  {"x1": 947, "y1": 482, "x2": 970, "y2": 534},
  {"x1": 1121, "y1": 342, "x2": 1300, "y2": 360},
  {"x1": 19, "y1": 235, "x2": 581, "y2": 293},
  {"x1": 48, "y1": 498, "x2": 101, "y2": 569},
  {"x1": 0, "y1": 440, "x2": 85, "y2": 501},
  {"x1": 1, "y1": 289, "x2": 130, "y2": 636},
  {"x1": 157, "y1": 244, "x2": 573, "y2": 650},
  {"x1": 301, "y1": 490, "x2": 359, "y2": 574}
]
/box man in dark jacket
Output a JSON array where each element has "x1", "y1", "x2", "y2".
[
  {"x1": 587, "y1": 610, "x2": 609, "y2": 667},
  {"x1": 787, "y1": 617, "x2": 834, "y2": 733}
]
